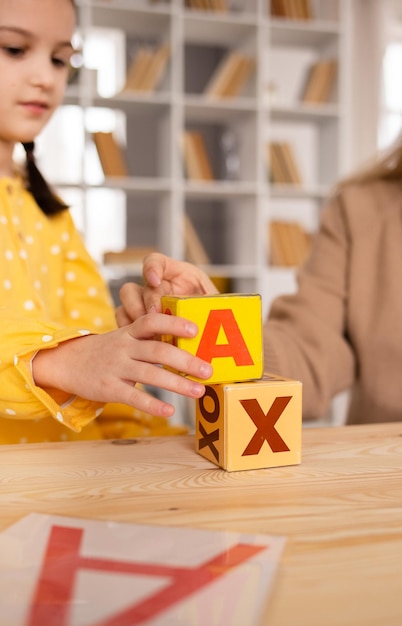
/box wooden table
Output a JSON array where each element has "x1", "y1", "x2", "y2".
[{"x1": 1, "y1": 422, "x2": 402, "y2": 626}]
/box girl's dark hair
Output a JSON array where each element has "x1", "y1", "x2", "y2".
[{"x1": 22, "y1": 142, "x2": 68, "y2": 216}]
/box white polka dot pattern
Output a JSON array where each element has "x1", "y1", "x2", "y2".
[{"x1": 0, "y1": 177, "x2": 118, "y2": 441}]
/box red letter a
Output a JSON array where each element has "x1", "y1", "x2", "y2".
[{"x1": 196, "y1": 309, "x2": 253, "y2": 365}]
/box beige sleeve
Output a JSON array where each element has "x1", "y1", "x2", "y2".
[{"x1": 263, "y1": 192, "x2": 356, "y2": 420}]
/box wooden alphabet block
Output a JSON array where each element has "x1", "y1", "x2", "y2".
[
  {"x1": 195, "y1": 372, "x2": 302, "y2": 471},
  {"x1": 161, "y1": 293, "x2": 263, "y2": 384}
]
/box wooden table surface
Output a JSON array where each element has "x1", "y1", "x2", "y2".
[{"x1": 1, "y1": 422, "x2": 402, "y2": 626}]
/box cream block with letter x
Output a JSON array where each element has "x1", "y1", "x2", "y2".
[
  {"x1": 196, "y1": 373, "x2": 302, "y2": 471},
  {"x1": 161, "y1": 293, "x2": 263, "y2": 384}
]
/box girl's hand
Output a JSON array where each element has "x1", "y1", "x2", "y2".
[
  {"x1": 32, "y1": 312, "x2": 213, "y2": 418},
  {"x1": 116, "y1": 253, "x2": 218, "y2": 327}
]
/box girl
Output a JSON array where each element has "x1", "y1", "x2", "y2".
[{"x1": 0, "y1": 0, "x2": 212, "y2": 443}]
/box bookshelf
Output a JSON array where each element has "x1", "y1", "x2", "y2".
[
  {"x1": 263, "y1": 0, "x2": 353, "y2": 315},
  {"x1": 40, "y1": 0, "x2": 353, "y2": 422},
  {"x1": 40, "y1": 0, "x2": 353, "y2": 302}
]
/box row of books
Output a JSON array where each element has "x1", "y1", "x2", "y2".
[
  {"x1": 270, "y1": 0, "x2": 313, "y2": 19},
  {"x1": 103, "y1": 217, "x2": 211, "y2": 268},
  {"x1": 268, "y1": 141, "x2": 302, "y2": 185},
  {"x1": 119, "y1": 42, "x2": 333, "y2": 106},
  {"x1": 93, "y1": 129, "x2": 216, "y2": 182},
  {"x1": 121, "y1": 45, "x2": 254, "y2": 99},
  {"x1": 123, "y1": 44, "x2": 170, "y2": 93},
  {"x1": 103, "y1": 220, "x2": 311, "y2": 271},
  {"x1": 269, "y1": 220, "x2": 312, "y2": 267},
  {"x1": 202, "y1": 53, "x2": 335, "y2": 103},
  {"x1": 93, "y1": 130, "x2": 306, "y2": 188},
  {"x1": 185, "y1": 0, "x2": 228, "y2": 11}
]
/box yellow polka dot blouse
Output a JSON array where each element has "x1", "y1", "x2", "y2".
[{"x1": 0, "y1": 176, "x2": 186, "y2": 444}]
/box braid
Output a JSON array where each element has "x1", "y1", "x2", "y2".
[{"x1": 22, "y1": 142, "x2": 68, "y2": 216}]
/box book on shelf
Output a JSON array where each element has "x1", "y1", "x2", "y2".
[
  {"x1": 223, "y1": 56, "x2": 256, "y2": 98},
  {"x1": 123, "y1": 43, "x2": 170, "y2": 93},
  {"x1": 204, "y1": 51, "x2": 255, "y2": 98},
  {"x1": 269, "y1": 221, "x2": 312, "y2": 267},
  {"x1": 268, "y1": 142, "x2": 302, "y2": 185},
  {"x1": 301, "y1": 60, "x2": 337, "y2": 104},
  {"x1": 124, "y1": 47, "x2": 153, "y2": 91},
  {"x1": 93, "y1": 131, "x2": 128, "y2": 178},
  {"x1": 182, "y1": 131, "x2": 214, "y2": 181},
  {"x1": 103, "y1": 246, "x2": 157, "y2": 265},
  {"x1": 184, "y1": 214, "x2": 211, "y2": 265},
  {"x1": 185, "y1": 0, "x2": 228, "y2": 11},
  {"x1": 270, "y1": 0, "x2": 313, "y2": 19},
  {"x1": 183, "y1": 217, "x2": 232, "y2": 295}
]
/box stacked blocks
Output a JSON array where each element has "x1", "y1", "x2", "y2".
[{"x1": 161, "y1": 294, "x2": 302, "y2": 472}]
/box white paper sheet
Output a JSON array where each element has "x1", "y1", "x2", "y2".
[{"x1": 0, "y1": 513, "x2": 286, "y2": 626}]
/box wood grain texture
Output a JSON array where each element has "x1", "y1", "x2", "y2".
[{"x1": 1, "y1": 423, "x2": 402, "y2": 626}]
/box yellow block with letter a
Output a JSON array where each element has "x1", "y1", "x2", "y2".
[
  {"x1": 161, "y1": 293, "x2": 263, "y2": 384},
  {"x1": 195, "y1": 372, "x2": 302, "y2": 471}
]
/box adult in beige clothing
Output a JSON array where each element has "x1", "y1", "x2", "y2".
[{"x1": 117, "y1": 144, "x2": 402, "y2": 425}]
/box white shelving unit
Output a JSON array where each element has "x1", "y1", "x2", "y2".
[
  {"x1": 262, "y1": 1, "x2": 352, "y2": 317},
  {"x1": 42, "y1": 0, "x2": 351, "y2": 320}
]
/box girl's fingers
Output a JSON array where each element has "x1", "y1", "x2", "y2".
[
  {"x1": 127, "y1": 338, "x2": 212, "y2": 382},
  {"x1": 106, "y1": 378, "x2": 176, "y2": 418},
  {"x1": 115, "y1": 305, "x2": 133, "y2": 327},
  {"x1": 123, "y1": 361, "x2": 208, "y2": 401},
  {"x1": 118, "y1": 282, "x2": 147, "y2": 322},
  {"x1": 128, "y1": 312, "x2": 199, "y2": 341},
  {"x1": 126, "y1": 314, "x2": 213, "y2": 380}
]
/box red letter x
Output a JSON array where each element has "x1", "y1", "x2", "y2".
[{"x1": 241, "y1": 396, "x2": 292, "y2": 456}]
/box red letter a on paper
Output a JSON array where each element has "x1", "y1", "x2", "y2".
[{"x1": 27, "y1": 524, "x2": 266, "y2": 626}]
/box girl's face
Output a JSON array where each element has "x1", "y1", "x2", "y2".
[{"x1": 0, "y1": 0, "x2": 75, "y2": 145}]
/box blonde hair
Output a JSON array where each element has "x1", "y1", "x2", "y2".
[{"x1": 339, "y1": 137, "x2": 402, "y2": 187}]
